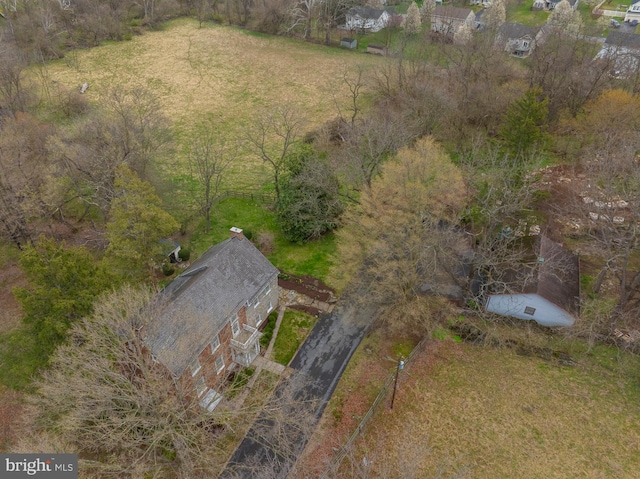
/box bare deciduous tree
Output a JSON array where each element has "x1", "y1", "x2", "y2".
[
  {"x1": 188, "y1": 123, "x2": 237, "y2": 232},
  {"x1": 18, "y1": 286, "x2": 225, "y2": 478},
  {"x1": 247, "y1": 105, "x2": 305, "y2": 200}
]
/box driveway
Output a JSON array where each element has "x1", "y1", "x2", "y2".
[{"x1": 220, "y1": 289, "x2": 375, "y2": 478}]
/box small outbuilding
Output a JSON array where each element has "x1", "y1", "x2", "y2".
[
  {"x1": 340, "y1": 38, "x2": 357, "y2": 49},
  {"x1": 484, "y1": 236, "x2": 580, "y2": 327},
  {"x1": 366, "y1": 43, "x2": 388, "y2": 55}
]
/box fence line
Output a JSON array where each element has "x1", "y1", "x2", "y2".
[
  {"x1": 318, "y1": 336, "x2": 429, "y2": 479},
  {"x1": 212, "y1": 190, "x2": 276, "y2": 206}
]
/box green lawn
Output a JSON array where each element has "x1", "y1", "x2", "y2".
[
  {"x1": 187, "y1": 197, "x2": 336, "y2": 283},
  {"x1": 272, "y1": 309, "x2": 318, "y2": 366},
  {"x1": 507, "y1": 1, "x2": 550, "y2": 26}
]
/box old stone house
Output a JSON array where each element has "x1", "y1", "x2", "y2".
[{"x1": 143, "y1": 227, "x2": 279, "y2": 411}]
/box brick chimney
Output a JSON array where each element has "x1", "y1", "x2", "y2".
[{"x1": 230, "y1": 227, "x2": 244, "y2": 240}]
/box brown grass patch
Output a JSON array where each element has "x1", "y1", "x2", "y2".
[
  {"x1": 41, "y1": 19, "x2": 384, "y2": 190},
  {"x1": 301, "y1": 334, "x2": 640, "y2": 478}
]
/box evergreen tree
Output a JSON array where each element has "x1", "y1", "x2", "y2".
[
  {"x1": 276, "y1": 145, "x2": 344, "y2": 243},
  {"x1": 499, "y1": 88, "x2": 550, "y2": 158},
  {"x1": 105, "y1": 165, "x2": 179, "y2": 279},
  {"x1": 0, "y1": 236, "x2": 110, "y2": 388}
]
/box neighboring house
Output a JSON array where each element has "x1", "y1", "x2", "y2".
[
  {"x1": 469, "y1": 0, "x2": 492, "y2": 6},
  {"x1": 496, "y1": 23, "x2": 542, "y2": 57},
  {"x1": 485, "y1": 236, "x2": 580, "y2": 327},
  {"x1": 143, "y1": 227, "x2": 279, "y2": 411},
  {"x1": 595, "y1": 31, "x2": 640, "y2": 77},
  {"x1": 345, "y1": 6, "x2": 393, "y2": 32},
  {"x1": 430, "y1": 6, "x2": 475, "y2": 37},
  {"x1": 532, "y1": 0, "x2": 578, "y2": 10},
  {"x1": 625, "y1": 0, "x2": 640, "y2": 22}
]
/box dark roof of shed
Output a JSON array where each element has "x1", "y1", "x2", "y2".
[
  {"x1": 432, "y1": 5, "x2": 474, "y2": 20},
  {"x1": 604, "y1": 31, "x2": 640, "y2": 50},
  {"x1": 523, "y1": 236, "x2": 580, "y2": 315},
  {"x1": 144, "y1": 236, "x2": 278, "y2": 377},
  {"x1": 498, "y1": 22, "x2": 540, "y2": 40}
]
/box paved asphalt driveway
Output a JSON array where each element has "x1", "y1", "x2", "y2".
[{"x1": 220, "y1": 290, "x2": 376, "y2": 478}]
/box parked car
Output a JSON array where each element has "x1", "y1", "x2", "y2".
[
  {"x1": 611, "y1": 19, "x2": 621, "y2": 28},
  {"x1": 631, "y1": 19, "x2": 639, "y2": 27}
]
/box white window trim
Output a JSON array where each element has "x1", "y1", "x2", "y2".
[
  {"x1": 190, "y1": 358, "x2": 202, "y2": 377},
  {"x1": 215, "y1": 356, "x2": 225, "y2": 374},
  {"x1": 211, "y1": 335, "x2": 220, "y2": 353},
  {"x1": 231, "y1": 317, "x2": 240, "y2": 337},
  {"x1": 196, "y1": 377, "x2": 207, "y2": 397},
  {"x1": 267, "y1": 301, "x2": 273, "y2": 314}
]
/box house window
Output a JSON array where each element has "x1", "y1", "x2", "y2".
[
  {"x1": 190, "y1": 358, "x2": 202, "y2": 376},
  {"x1": 523, "y1": 41, "x2": 529, "y2": 47},
  {"x1": 215, "y1": 355, "x2": 225, "y2": 374},
  {"x1": 253, "y1": 296, "x2": 260, "y2": 308},
  {"x1": 267, "y1": 301, "x2": 273, "y2": 313},
  {"x1": 256, "y1": 314, "x2": 262, "y2": 326},
  {"x1": 211, "y1": 335, "x2": 220, "y2": 353},
  {"x1": 231, "y1": 317, "x2": 240, "y2": 337},
  {"x1": 265, "y1": 284, "x2": 271, "y2": 295},
  {"x1": 196, "y1": 377, "x2": 207, "y2": 397},
  {"x1": 524, "y1": 306, "x2": 536, "y2": 316}
]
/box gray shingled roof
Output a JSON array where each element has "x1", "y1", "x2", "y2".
[
  {"x1": 498, "y1": 23, "x2": 540, "y2": 40},
  {"x1": 144, "y1": 236, "x2": 278, "y2": 377},
  {"x1": 348, "y1": 6, "x2": 387, "y2": 20},
  {"x1": 604, "y1": 31, "x2": 640, "y2": 50},
  {"x1": 432, "y1": 5, "x2": 474, "y2": 20}
]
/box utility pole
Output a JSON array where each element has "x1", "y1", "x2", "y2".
[{"x1": 390, "y1": 356, "x2": 405, "y2": 410}]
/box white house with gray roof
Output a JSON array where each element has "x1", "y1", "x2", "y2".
[
  {"x1": 345, "y1": 6, "x2": 394, "y2": 32},
  {"x1": 143, "y1": 227, "x2": 279, "y2": 411},
  {"x1": 596, "y1": 31, "x2": 640, "y2": 77}
]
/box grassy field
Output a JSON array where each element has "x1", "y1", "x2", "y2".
[
  {"x1": 299, "y1": 326, "x2": 640, "y2": 478},
  {"x1": 507, "y1": 1, "x2": 550, "y2": 26},
  {"x1": 42, "y1": 18, "x2": 383, "y2": 192}
]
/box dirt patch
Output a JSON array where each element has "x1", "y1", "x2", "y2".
[
  {"x1": 0, "y1": 262, "x2": 25, "y2": 333},
  {"x1": 288, "y1": 303, "x2": 323, "y2": 317},
  {"x1": 0, "y1": 387, "x2": 24, "y2": 451},
  {"x1": 278, "y1": 273, "x2": 336, "y2": 303}
]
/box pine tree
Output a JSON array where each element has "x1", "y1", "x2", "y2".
[{"x1": 499, "y1": 88, "x2": 550, "y2": 158}]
